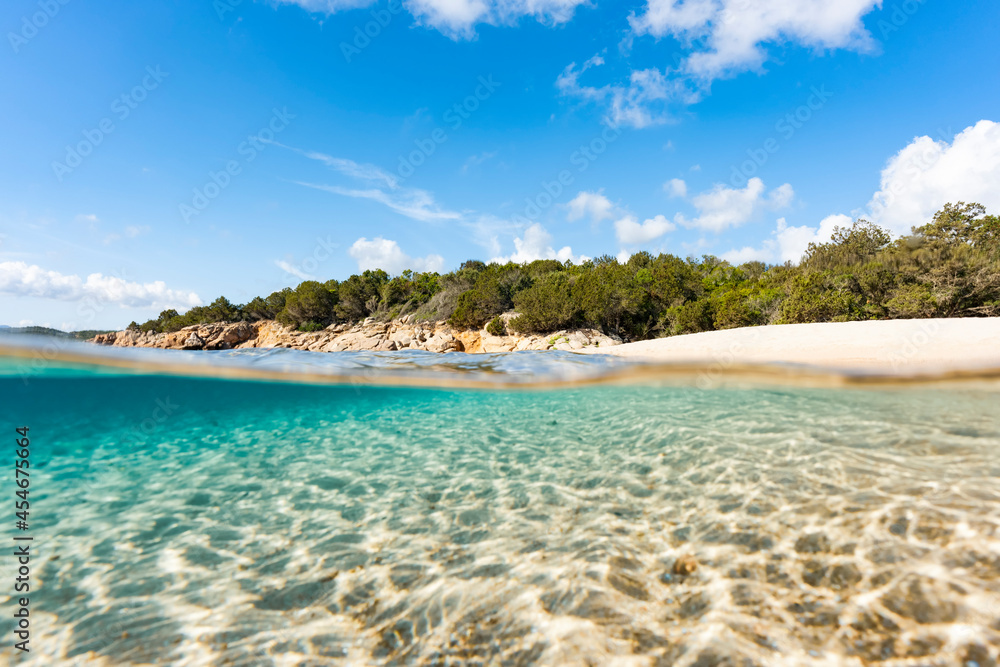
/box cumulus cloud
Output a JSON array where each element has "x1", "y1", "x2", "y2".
[
  {"x1": 348, "y1": 237, "x2": 445, "y2": 274},
  {"x1": 614, "y1": 214, "x2": 675, "y2": 245},
  {"x1": 0, "y1": 262, "x2": 202, "y2": 309},
  {"x1": 559, "y1": 1, "x2": 881, "y2": 126},
  {"x1": 862, "y1": 120, "x2": 1000, "y2": 234},
  {"x1": 491, "y1": 223, "x2": 587, "y2": 264},
  {"x1": 277, "y1": 0, "x2": 588, "y2": 38},
  {"x1": 664, "y1": 178, "x2": 687, "y2": 198},
  {"x1": 721, "y1": 214, "x2": 849, "y2": 265},
  {"x1": 630, "y1": 0, "x2": 881, "y2": 81},
  {"x1": 566, "y1": 190, "x2": 615, "y2": 223},
  {"x1": 677, "y1": 177, "x2": 794, "y2": 233}
]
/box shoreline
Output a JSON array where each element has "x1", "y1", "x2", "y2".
[
  {"x1": 578, "y1": 318, "x2": 1000, "y2": 373},
  {"x1": 84, "y1": 317, "x2": 1000, "y2": 375}
]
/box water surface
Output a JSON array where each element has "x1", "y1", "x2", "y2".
[{"x1": 1, "y1": 339, "x2": 998, "y2": 666}]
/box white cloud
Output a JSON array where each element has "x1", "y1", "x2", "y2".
[
  {"x1": 296, "y1": 182, "x2": 461, "y2": 223},
  {"x1": 566, "y1": 190, "x2": 615, "y2": 223},
  {"x1": 630, "y1": 0, "x2": 881, "y2": 81},
  {"x1": 275, "y1": 260, "x2": 316, "y2": 281},
  {"x1": 862, "y1": 120, "x2": 1000, "y2": 234},
  {"x1": 558, "y1": 1, "x2": 880, "y2": 127},
  {"x1": 282, "y1": 143, "x2": 463, "y2": 223},
  {"x1": 721, "y1": 214, "x2": 849, "y2": 265},
  {"x1": 76, "y1": 214, "x2": 99, "y2": 223},
  {"x1": 278, "y1": 0, "x2": 588, "y2": 38},
  {"x1": 720, "y1": 245, "x2": 770, "y2": 265},
  {"x1": 677, "y1": 177, "x2": 794, "y2": 233},
  {"x1": 614, "y1": 214, "x2": 675, "y2": 245},
  {"x1": 275, "y1": 0, "x2": 374, "y2": 10},
  {"x1": 557, "y1": 58, "x2": 698, "y2": 128},
  {"x1": 0, "y1": 262, "x2": 202, "y2": 309},
  {"x1": 775, "y1": 214, "x2": 849, "y2": 262},
  {"x1": 491, "y1": 223, "x2": 587, "y2": 264},
  {"x1": 349, "y1": 237, "x2": 445, "y2": 274},
  {"x1": 277, "y1": 143, "x2": 400, "y2": 189},
  {"x1": 664, "y1": 178, "x2": 687, "y2": 198},
  {"x1": 412, "y1": 0, "x2": 590, "y2": 37}
]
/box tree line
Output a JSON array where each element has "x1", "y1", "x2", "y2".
[{"x1": 130, "y1": 203, "x2": 999, "y2": 341}]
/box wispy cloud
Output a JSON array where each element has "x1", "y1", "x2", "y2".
[
  {"x1": 278, "y1": 141, "x2": 463, "y2": 223},
  {"x1": 295, "y1": 181, "x2": 462, "y2": 223},
  {"x1": 276, "y1": 0, "x2": 590, "y2": 39},
  {"x1": 273, "y1": 142, "x2": 400, "y2": 189},
  {"x1": 274, "y1": 259, "x2": 315, "y2": 281},
  {"x1": 557, "y1": 54, "x2": 699, "y2": 128}
]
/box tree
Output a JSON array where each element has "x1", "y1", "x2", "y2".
[{"x1": 277, "y1": 281, "x2": 337, "y2": 329}]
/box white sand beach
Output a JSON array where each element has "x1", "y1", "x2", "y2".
[{"x1": 579, "y1": 318, "x2": 1000, "y2": 373}]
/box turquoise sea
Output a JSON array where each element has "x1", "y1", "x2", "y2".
[{"x1": 1, "y1": 338, "x2": 999, "y2": 666}]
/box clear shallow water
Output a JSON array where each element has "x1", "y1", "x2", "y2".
[{"x1": 1, "y1": 341, "x2": 999, "y2": 666}]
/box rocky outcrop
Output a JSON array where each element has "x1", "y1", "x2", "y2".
[{"x1": 90, "y1": 316, "x2": 623, "y2": 355}]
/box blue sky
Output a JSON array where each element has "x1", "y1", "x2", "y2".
[{"x1": 1, "y1": 0, "x2": 998, "y2": 329}]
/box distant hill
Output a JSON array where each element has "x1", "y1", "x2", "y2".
[{"x1": 0, "y1": 326, "x2": 114, "y2": 341}]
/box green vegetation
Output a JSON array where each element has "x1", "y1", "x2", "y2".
[
  {"x1": 135, "y1": 203, "x2": 1000, "y2": 341},
  {"x1": 486, "y1": 316, "x2": 506, "y2": 337}
]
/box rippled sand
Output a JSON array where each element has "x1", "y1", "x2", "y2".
[{"x1": 3, "y1": 370, "x2": 999, "y2": 666}]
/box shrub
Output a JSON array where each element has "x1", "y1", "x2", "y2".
[
  {"x1": 509, "y1": 273, "x2": 579, "y2": 333},
  {"x1": 486, "y1": 316, "x2": 506, "y2": 336}
]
